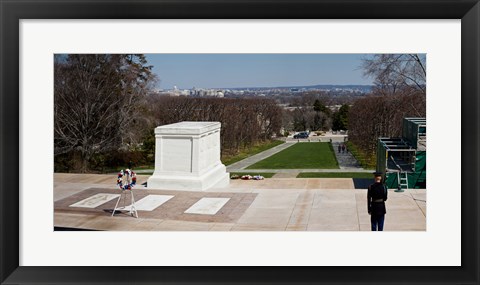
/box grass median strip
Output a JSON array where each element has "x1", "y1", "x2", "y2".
[
  {"x1": 246, "y1": 142, "x2": 339, "y2": 169},
  {"x1": 229, "y1": 172, "x2": 276, "y2": 178},
  {"x1": 297, "y1": 172, "x2": 373, "y2": 178}
]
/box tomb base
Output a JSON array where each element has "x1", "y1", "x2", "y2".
[{"x1": 147, "y1": 163, "x2": 230, "y2": 191}]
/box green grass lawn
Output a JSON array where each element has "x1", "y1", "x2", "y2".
[
  {"x1": 297, "y1": 172, "x2": 373, "y2": 178},
  {"x1": 229, "y1": 172, "x2": 276, "y2": 178},
  {"x1": 221, "y1": 140, "x2": 285, "y2": 166},
  {"x1": 246, "y1": 142, "x2": 339, "y2": 169}
]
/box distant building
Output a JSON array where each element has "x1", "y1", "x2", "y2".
[
  {"x1": 190, "y1": 87, "x2": 225, "y2": 97},
  {"x1": 156, "y1": 85, "x2": 190, "y2": 97}
]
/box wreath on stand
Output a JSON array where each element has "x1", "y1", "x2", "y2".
[
  {"x1": 116, "y1": 169, "x2": 137, "y2": 190},
  {"x1": 113, "y1": 168, "x2": 138, "y2": 218}
]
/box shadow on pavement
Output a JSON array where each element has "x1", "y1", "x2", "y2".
[
  {"x1": 54, "y1": 227, "x2": 99, "y2": 231},
  {"x1": 353, "y1": 178, "x2": 371, "y2": 189}
]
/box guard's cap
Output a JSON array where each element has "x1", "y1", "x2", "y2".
[{"x1": 373, "y1": 171, "x2": 383, "y2": 176}]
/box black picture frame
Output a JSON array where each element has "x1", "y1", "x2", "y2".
[{"x1": 1, "y1": 0, "x2": 478, "y2": 284}]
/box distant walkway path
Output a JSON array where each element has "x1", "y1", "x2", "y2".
[
  {"x1": 226, "y1": 142, "x2": 297, "y2": 171},
  {"x1": 332, "y1": 142, "x2": 363, "y2": 170}
]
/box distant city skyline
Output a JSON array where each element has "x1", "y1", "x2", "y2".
[{"x1": 145, "y1": 54, "x2": 374, "y2": 90}]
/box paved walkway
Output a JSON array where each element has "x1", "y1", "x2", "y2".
[
  {"x1": 226, "y1": 142, "x2": 297, "y2": 171},
  {"x1": 54, "y1": 173, "x2": 426, "y2": 231},
  {"x1": 285, "y1": 131, "x2": 348, "y2": 143},
  {"x1": 332, "y1": 142, "x2": 363, "y2": 170},
  {"x1": 286, "y1": 137, "x2": 345, "y2": 143}
]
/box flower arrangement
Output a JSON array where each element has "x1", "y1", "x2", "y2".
[
  {"x1": 116, "y1": 169, "x2": 137, "y2": 190},
  {"x1": 240, "y1": 175, "x2": 264, "y2": 180}
]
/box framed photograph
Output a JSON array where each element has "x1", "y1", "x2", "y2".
[{"x1": 1, "y1": 0, "x2": 478, "y2": 284}]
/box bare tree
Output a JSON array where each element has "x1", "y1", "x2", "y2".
[
  {"x1": 362, "y1": 54, "x2": 426, "y2": 95},
  {"x1": 148, "y1": 96, "x2": 282, "y2": 156},
  {"x1": 348, "y1": 91, "x2": 426, "y2": 156},
  {"x1": 348, "y1": 54, "x2": 427, "y2": 160},
  {"x1": 54, "y1": 54, "x2": 156, "y2": 172}
]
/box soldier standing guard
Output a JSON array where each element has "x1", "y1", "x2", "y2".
[{"x1": 367, "y1": 171, "x2": 388, "y2": 231}]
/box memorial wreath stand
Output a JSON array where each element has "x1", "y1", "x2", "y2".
[{"x1": 112, "y1": 169, "x2": 138, "y2": 218}]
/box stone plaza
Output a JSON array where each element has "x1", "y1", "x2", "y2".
[{"x1": 54, "y1": 173, "x2": 426, "y2": 231}]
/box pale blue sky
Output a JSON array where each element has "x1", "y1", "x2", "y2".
[{"x1": 145, "y1": 54, "x2": 374, "y2": 89}]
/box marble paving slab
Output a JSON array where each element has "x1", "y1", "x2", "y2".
[
  {"x1": 184, "y1": 197, "x2": 230, "y2": 215},
  {"x1": 120, "y1": 195, "x2": 174, "y2": 211},
  {"x1": 69, "y1": 193, "x2": 120, "y2": 208}
]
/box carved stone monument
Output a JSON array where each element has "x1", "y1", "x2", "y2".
[{"x1": 147, "y1": 121, "x2": 230, "y2": 191}]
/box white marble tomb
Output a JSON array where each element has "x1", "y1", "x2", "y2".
[{"x1": 147, "y1": 121, "x2": 230, "y2": 191}]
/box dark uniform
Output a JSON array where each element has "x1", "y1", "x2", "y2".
[{"x1": 367, "y1": 176, "x2": 388, "y2": 231}]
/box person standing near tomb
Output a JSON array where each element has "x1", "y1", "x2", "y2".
[
  {"x1": 338, "y1": 144, "x2": 341, "y2": 153},
  {"x1": 341, "y1": 144, "x2": 345, "y2": 153},
  {"x1": 367, "y1": 172, "x2": 388, "y2": 231}
]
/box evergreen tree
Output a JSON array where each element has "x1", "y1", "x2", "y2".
[{"x1": 332, "y1": 104, "x2": 350, "y2": 131}]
